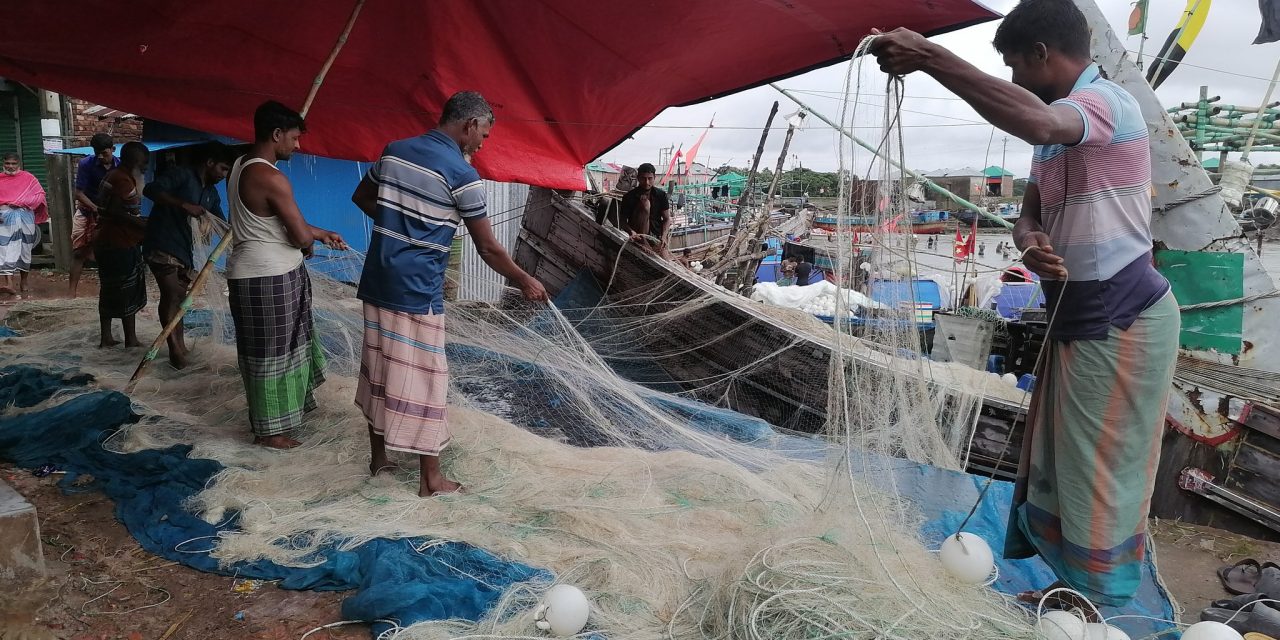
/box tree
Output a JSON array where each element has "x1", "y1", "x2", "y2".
[{"x1": 1012, "y1": 178, "x2": 1028, "y2": 197}]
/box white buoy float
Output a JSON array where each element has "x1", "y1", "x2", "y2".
[
  {"x1": 1038, "y1": 610, "x2": 1088, "y2": 640},
  {"x1": 938, "y1": 532, "x2": 994, "y2": 584},
  {"x1": 534, "y1": 584, "x2": 590, "y2": 637},
  {"x1": 1085, "y1": 622, "x2": 1132, "y2": 640},
  {"x1": 1181, "y1": 621, "x2": 1244, "y2": 640}
]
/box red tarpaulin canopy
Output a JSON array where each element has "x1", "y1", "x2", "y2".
[{"x1": 0, "y1": 1, "x2": 998, "y2": 190}]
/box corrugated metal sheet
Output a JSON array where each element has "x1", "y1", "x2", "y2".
[{"x1": 457, "y1": 181, "x2": 529, "y2": 301}]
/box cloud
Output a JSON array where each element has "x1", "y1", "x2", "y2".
[{"x1": 603, "y1": 0, "x2": 1280, "y2": 176}]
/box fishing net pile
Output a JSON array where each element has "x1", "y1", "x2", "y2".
[{"x1": 0, "y1": 45, "x2": 1046, "y2": 640}]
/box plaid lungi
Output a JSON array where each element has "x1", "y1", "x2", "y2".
[
  {"x1": 355, "y1": 303, "x2": 451, "y2": 456},
  {"x1": 1004, "y1": 292, "x2": 1180, "y2": 606},
  {"x1": 95, "y1": 245, "x2": 147, "y2": 318},
  {"x1": 228, "y1": 264, "x2": 326, "y2": 438}
]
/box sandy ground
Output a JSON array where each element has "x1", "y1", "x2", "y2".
[{"x1": 3, "y1": 271, "x2": 1280, "y2": 638}]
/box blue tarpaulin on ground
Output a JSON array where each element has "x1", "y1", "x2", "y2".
[{"x1": 0, "y1": 365, "x2": 548, "y2": 637}]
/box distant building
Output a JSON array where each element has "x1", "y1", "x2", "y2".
[
  {"x1": 923, "y1": 167, "x2": 987, "y2": 201},
  {"x1": 983, "y1": 165, "x2": 1015, "y2": 197}
]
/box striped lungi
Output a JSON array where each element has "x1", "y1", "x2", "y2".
[
  {"x1": 228, "y1": 264, "x2": 326, "y2": 438},
  {"x1": 1004, "y1": 292, "x2": 1180, "y2": 606},
  {"x1": 95, "y1": 245, "x2": 147, "y2": 318},
  {"x1": 0, "y1": 206, "x2": 40, "y2": 275},
  {"x1": 355, "y1": 304, "x2": 451, "y2": 456}
]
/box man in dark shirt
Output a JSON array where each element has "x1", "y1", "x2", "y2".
[
  {"x1": 142, "y1": 142, "x2": 233, "y2": 369},
  {"x1": 71, "y1": 133, "x2": 118, "y2": 297},
  {"x1": 619, "y1": 163, "x2": 672, "y2": 253}
]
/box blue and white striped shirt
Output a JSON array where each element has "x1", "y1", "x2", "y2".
[{"x1": 357, "y1": 130, "x2": 487, "y2": 314}]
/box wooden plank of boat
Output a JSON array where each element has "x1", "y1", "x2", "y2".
[{"x1": 514, "y1": 189, "x2": 1027, "y2": 477}]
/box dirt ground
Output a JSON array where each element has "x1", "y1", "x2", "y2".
[
  {"x1": 0, "y1": 268, "x2": 97, "y2": 323},
  {"x1": 3, "y1": 271, "x2": 1280, "y2": 638},
  {"x1": 0, "y1": 466, "x2": 362, "y2": 640}
]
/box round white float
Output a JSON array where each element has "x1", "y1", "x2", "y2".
[
  {"x1": 938, "y1": 532, "x2": 994, "y2": 584},
  {"x1": 535, "y1": 584, "x2": 590, "y2": 637},
  {"x1": 1181, "y1": 621, "x2": 1244, "y2": 640}
]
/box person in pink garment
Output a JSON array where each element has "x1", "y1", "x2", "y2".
[{"x1": 0, "y1": 152, "x2": 49, "y2": 295}]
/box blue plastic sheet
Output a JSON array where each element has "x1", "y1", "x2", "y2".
[{"x1": 0, "y1": 366, "x2": 548, "y2": 637}]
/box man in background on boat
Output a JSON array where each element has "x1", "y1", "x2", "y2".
[
  {"x1": 350, "y1": 91, "x2": 547, "y2": 498},
  {"x1": 143, "y1": 142, "x2": 234, "y2": 369},
  {"x1": 226, "y1": 101, "x2": 347, "y2": 450},
  {"x1": 871, "y1": 0, "x2": 1179, "y2": 611},
  {"x1": 621, "y1": 163, "x2": 673, "y2": 256},
  {"x1": 71, "y1": 133, "x2": 118, "y2": 297},
  {"x1": 0, "y1": 152, "x2": 48, "y2": 296}
]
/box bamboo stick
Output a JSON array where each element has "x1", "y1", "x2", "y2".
[{"x1": 125, "y1": 0, "x2": 365, "y2": 393}]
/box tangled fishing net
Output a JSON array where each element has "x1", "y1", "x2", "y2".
[{"x1": 0, "y1": 38, "x2": 1048, "y2": 639}]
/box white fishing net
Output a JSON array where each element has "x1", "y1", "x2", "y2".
[{"x1": 0, "y1": 40, "x2": 1048, "y2": 639}]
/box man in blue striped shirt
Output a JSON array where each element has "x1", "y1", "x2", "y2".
[{"x1": 351, "y1": 91, "x2": 547, "y2": 498}]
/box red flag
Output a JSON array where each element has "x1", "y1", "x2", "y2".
[
  {"x1": 659, "y1": 147, "x2": 682, "y2": 187},
  {"x1": 953, "y1": 228, "x2": 969, "y2": 262},
  {"x1": 684, "y1": 118, "x2": 714, "y2": 174},
  {"x1": 954, "y1": 217, "x2": 977, "y2": 262}
]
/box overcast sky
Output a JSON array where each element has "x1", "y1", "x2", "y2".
[{"x1": 602, "y1": 0, "x2": 1280, "y2": 178}]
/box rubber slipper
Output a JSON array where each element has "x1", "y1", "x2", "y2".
[
  {"x1": 1212, "y1": 593, "x2": 1270, "y2": 612},
  {"x1": 1257, "y1": 567, "x2": 1280, "y2": 598},
  {"x1": 1220, "y1": 559, "x2": 1264, "y2": 595},
  {"x1": 1203, "y1": 603, "x2": 1280, "y2": 636}
]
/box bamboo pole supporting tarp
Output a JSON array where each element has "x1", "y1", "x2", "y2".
[
  {"x1": 770, "y1": 84, "x2": 1014, "y2": 229},
  {"x1": 1242, "y1": 58, "x2": 1280, "y2": 161},
  {"x1": 125, "y1": 0, "x2": 365, "y2": 393}
]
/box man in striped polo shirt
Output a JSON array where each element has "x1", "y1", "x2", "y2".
[
  {"x1": 872, "y1": 0, "x2": 1179, "y2": 610},
  {"x1": 351, "y1": 91, "x2": 548, "y2": 498}
]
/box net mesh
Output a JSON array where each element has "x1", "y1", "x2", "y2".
[{"x1": 0, "y1": 42, "x2": 1045, "y2": 639}]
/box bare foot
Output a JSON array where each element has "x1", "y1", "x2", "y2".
[
  {"x1": 369, "y1": 461, "x2": 398, "y2": 476},
  {"x1": 99, "y1": 337, "x2": 120, "y2": 348},
  {"x1": 125, "y1": 340, "x2": 143, "y2": 348},
  {"x1": 419, "y1": 478, "x2": 464, "y2": 498},
  {"x1": 253, "y1": 435, "x2": 302, "y2": 449},
  {"x1": 168, "y1": 351, "x2": 188, "y2": 369},
  {"x1": 0, "y1": 286, "x2": 15, "y2": 296}
]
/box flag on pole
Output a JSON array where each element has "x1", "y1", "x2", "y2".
[
  {"x1": 659, "y1": 146, "x2": 682, "y2": 187},
  {"x1": 683, "y1": 118, "x2": 714, "y2": 175},
  {"x1": 1256, "y1": 0, "x2": 1280, "y2": 43},
  {"x1": 953, "y1": 218, "x2": 977, "y2": 263},
  {"x1": 1147, "y1": 0, "x2": 1212, "y2": 89},
  {"x1": 1129, "y1": 0, "x2": 1149, "y2": 35}
]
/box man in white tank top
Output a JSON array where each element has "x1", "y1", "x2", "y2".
[{"x1": 225, "y1": 101, "x2": 348, "y2": 450}]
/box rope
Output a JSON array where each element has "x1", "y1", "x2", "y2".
[
  {"x1": 1179, "y1": 288, "x2": 1280, "y2": 310},
  {"x1": 1152, "y1": 185, "x2": 1221, "y2": 214}
]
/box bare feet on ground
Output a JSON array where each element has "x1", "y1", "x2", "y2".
[
  {"x1": 420, "y1": 473, "x2": 463, "y2": 498},
  {"x1": 254, "y1": 434, "x2": 302, "y2": 449},
  {"x1": 99, "y1": 337, "x2": 120, "y2": 348}
]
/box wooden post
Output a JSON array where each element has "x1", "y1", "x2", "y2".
[
  {"x1": 736, "y1": 115, "x2": 803, "y2": 290},
  {"x1": 728, "y1": 103, "x2": 778, "y2": 239},
  {"x1": 43, "y1": 153, "x2": 74, "y2": 272},
  {"x1": 717, "y1": 102, "x2": 778, "y2": 286},
  {"x1": 38, "y1": 90, "x2": 74, "y2": 271}
]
